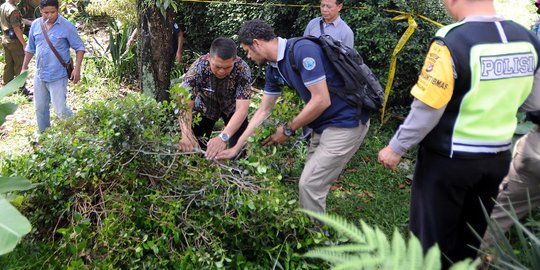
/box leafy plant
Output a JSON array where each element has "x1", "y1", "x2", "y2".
[
  {"x1": 481, "y1": 200, "x2": 540, "y2": 270},
  {"x1": 86, "y1": 0, "x2": 138, "y2": 25},
  {"x1": 0, "y1": 71, "x2": 33, "y2": 256},
  {"x1": 0, "y1": 177, "x2": 34, "y2": 256},
  {"x1": 301, "y1": 209, "x2": 478, "y2": 270},
  {"x1": 0, "y1": 91, "x2": 324, "y2": 268}
]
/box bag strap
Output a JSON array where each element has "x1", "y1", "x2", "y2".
[
  {"x1": 319, "y1": 18, "x2": 325, "y2": 35},
  {"x1": 40, "y1": 18, "x2": 68, "y2": 67}
]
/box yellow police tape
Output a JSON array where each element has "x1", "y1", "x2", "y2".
[
  {"x1": 178, "y1": 0, "x2": 320, "y2": 9},
  {"x1": 381, "y1": 10, "x2": 444, "y2": 124}
]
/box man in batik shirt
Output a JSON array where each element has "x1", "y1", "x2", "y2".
[{"x1": 179, "y1": 37, "x2": 252, "y2": 160}]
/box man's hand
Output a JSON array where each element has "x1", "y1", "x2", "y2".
[
  {"x1": 378, "y1": 146, "x2": 402, "y2": 170},
  {"x1": 71, "y1": 66, "x2": 82, "y2": 83},
  {"x1": 205, "y1": 136, "x2": 226, "y2": 160},
  {"x1": 262, "y1": 125, "x2": 289, "y2": 146},
  {"x1": 179, "y1": 135, "x2": 198, "y2": 152},
  {"x1": 216, "y1": 146, "x2": 240, "y2": 160}
]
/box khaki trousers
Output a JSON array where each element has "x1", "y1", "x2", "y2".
[
  {"x1": 482, "y1": 126, "x2": 540, "y2": 248},
  {"x1": 299, "y1": 120, "x2": 369, "y2": 213},
  {"x1": 2, "y1": 41, "x2": 24, "y2": 83}
]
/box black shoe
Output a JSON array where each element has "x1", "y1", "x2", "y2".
[
  {"x1": 21, "y1": 87, "x2": 33, "y2": 96},
  {"x1": 20, "y1": 88, "x2": 33, "y2": 102}
]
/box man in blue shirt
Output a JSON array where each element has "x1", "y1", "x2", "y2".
[
  {"x1": 217, "y1": 19, "x2": 370, "y2": 214},
  {"x1": 21, "y1": 0, "x2": 85, "y2": 133}
]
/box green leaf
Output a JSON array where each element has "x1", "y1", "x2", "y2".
[
  {"x1": 0, "y1": 102, "x2": 18, "y2": 126},
  {"x1": 247, "y1": 200, "x2": 255, "y2": 210},
  {"x1": 406, "y1": 234, "x2": 423, "y2": 269},
  {"x1": 448, "y1": 258, "x2": 477, "y2": 270},
  {"x1": 303, "y1": 250, "x2": 354, "y2": 265},
  {"x1": 390, "y1": 229, "x2": 406, "y2": 270},
  {"x1": 0, "y1": 198, "x2": 32, "y2": 255},
  {"x1": 300, "y1": 209, "x2": 365, "y2": 243},
  {"x1": 0, "y1": 71, "x2": 28, "y2": 100},
  {"x1": 0, "y1": 177, "x2": 33, "y2": 194},
  {"x1": 423, "y1": 245, "x2": 441, "y2": 270}
]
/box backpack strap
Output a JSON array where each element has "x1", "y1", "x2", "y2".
[
  {"x1": 288, "y1": 37, "x2": 302, "y2": 73},
  {"x1": 288, "y1": 36, "x2": 320, "y2": 73}
]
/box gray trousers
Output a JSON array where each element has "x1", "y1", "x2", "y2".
[
  {"x1": 482, "y1": 126, "x2": 540, "y2": 248},
  {"x1": 299, "y1": 120, "x2": 369, "y2": 213}
]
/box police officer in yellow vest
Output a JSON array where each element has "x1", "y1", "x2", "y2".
[{"x1": 0, "y1": 0, "x2": 26, "y2": 84}]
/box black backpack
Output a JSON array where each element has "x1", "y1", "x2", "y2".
[{"x1": 288, "y1": 22, "x2": 385, "y2": 112}]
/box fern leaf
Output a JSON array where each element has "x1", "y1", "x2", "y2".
[
  {"x1": 423, "y1": 244, "x2": 441, "y2": 270},
  {"x1": 447, "y1": 258, "x2": 478, "y2": 270},
  {"x1": 389, "y1": 229, "x2": 407, "y2": 270},
  {"x1": 311, "y1": 244, "x2": 376, "y2": 253},
  {"x1": 332, "y1": 257, "x2": 386, "y2": 270},
  {"x1": 375, "y1": 227, "x2": 391, "y2": 259},
  {"x1": 406, "y1": 234, "x2": 424, "y2": 270},
  {"x1": 360, "y1": 220, "x2": 377, "y2": 250},
  {"x1": 300, "y1": 209, "x2": 366, "y2": 243},
  {"x1": 304, "y1": 250, "x2": 357, "y2": 265}
]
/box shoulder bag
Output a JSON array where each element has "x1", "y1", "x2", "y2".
[{"x1": 40, "y1": 18, "x2": 74, "y2": 80}]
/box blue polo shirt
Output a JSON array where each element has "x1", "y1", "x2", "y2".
[
  {"x1": 25, "y1": 16, "x2": 85, "y2": 82},
  {"x1": 264, "y1": 37, "x2": 365, "y2": 133}
]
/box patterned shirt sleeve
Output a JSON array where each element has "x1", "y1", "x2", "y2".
[
  {"x1": 234, "y1": 60, "x2": 252, "y2": 100},
  {"x1": 182, "y1": 58, "x2": 201, "y2": 100}
]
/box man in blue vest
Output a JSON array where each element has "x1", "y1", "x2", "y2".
[
  {"x1": 378, "y1": 0, "x2": 540, "y2": 267},
  {"x1": 217, "y1": 19, "x2": 370, "y2": 214}
]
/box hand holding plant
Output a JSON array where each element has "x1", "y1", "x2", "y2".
[
  {"x1": 205, "y1": 136, "x2": 226, "y2": 160},
  {"x1": 262, "y1": 125, "x2": 289, "y2": 146}
]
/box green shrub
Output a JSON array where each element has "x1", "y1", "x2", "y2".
[
  {"x1": 1, "y1": 92, "x2": 326, "y2": 268},
  {"x1": 0, "y1": 72, "x2": 33, "y2": 257}
]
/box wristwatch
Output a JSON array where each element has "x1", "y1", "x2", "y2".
[
  {"x1": 219, "y1": 132, "x2": 230, "y2": 142},
  {"x1": 283, "y1": 124, "x2": 295, "y2": 137}
]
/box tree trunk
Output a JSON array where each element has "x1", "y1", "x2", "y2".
[{"x1": 137, "y1": 2, "x2": 174, "y2": 102}]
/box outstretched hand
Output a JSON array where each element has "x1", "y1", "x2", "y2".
[
  {"x1": 205, "y1": 137, "x2": 226, "y2": 160},
  {"x1": 216, "y1": 146, "x2": 240, "y2": 160}
]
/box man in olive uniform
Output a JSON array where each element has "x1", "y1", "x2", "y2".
[
  {"x1": 0, "y1": 0, "x2": 26, "y2": 84},
  {"x1": 19, "y1": 0, "x2": 39, "y2": 36}
]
